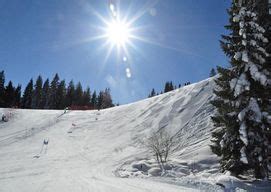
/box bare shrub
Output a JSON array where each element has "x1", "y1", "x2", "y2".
[{"x1": 142, "y1": 128, "x2": 179, "y2": 172}]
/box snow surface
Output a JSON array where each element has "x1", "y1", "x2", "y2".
[{"x1": 0, "y1": 78, "x2": 270, "y2": 191}]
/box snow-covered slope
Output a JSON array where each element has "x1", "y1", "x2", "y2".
[{"x1": 0, "y1": 78, "x2": 223, "y2": 191}]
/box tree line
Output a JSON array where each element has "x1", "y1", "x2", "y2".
[
  {"x1": 0, "y1": 71, "x2": 114, "y2": 110},
  {"x1": 148, "y1": 81, "x2": 191, "y2": 98},
  {"x1": 148, "y1": 68, "x2": 217, "y2": 98}
]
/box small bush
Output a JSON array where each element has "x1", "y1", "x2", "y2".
[{"x1": 142, "y1": 128, "x2": 180, "y2": 172}]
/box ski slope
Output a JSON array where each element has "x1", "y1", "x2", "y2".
[{"x1": 0, "y1": 78, "x2": 221, "y2": 191}]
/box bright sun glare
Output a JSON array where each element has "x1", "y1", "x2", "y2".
[
  {"x1": 87, "y1": 1, "x2": 152, "y2": 68},
  {"x1": 106, "y1": 20, "x2": 131, "y2": 47}
]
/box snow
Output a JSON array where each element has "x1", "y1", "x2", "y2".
[
  {"x1": 242, "y1": 51, "x2": 248, "y2": 62},
  {"x1": 233, "y1": 15, "x2": 240, "y2": 22},
  {"x1": 250, "y1": 39, "x2": 256, "y2": 46},
  {"x1": 230, "y1": 73, "x2": 250, "y2": 97},
  {"x1": 247, "y1": 98, "x2": 262, "y2": 122},
  {"x1": 234, "y1": 52, "x2": 242, "y2": 61},
  {"x1": 239, "y1": 122, "x2": 248, "y2": 146},
  {"x1": 240, "y1": 147, "x2": 248, "y2": 164},
  {"x1": 245, "y1": 62, "x2": 268, "y2": 85},
  {"x1": 0, "y1": 78, "x2": 270, "y2": 191},
  {"x1": 0, "y1": 79, "x2": 217, "y2": 191},
  {"x1": 242, "y1": 40, "x2": 247, "y2": 46},
  {"x1": 238, "y1": 97, "x2": 262, "y2": 147}
]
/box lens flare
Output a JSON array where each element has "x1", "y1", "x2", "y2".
[{"x1": 126, "y1": 67, "x2": 132, "y2": 78}]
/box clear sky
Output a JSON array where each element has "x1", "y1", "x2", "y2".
[{"x1": 0, "y1": 0, "x2": 230, "y2": 104}]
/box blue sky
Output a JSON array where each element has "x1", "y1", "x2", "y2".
[{"x1": 0, "y1": 0, "x2": 230, "y2": 104}]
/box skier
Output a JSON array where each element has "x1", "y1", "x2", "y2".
[
  {"x1": 43, "y1": 139, "x2": 49, "y2": 145},
  {"x1": 1, "y1": 114, "x2": 7, "y2": 122},
  {"x1": 33, "y1": 138, "x2": 49, "y2": 158},
  {"x1": 40, "y1": 139, "x2": 49, "y2": 154},
  {"x1": 64, "y1": 107, "x2": 69, "y2": 114}
]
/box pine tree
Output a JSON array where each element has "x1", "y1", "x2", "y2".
[
  {"x1": 22, "y1": 79, "x2": 33, "y2": 109},
  {"x1": 82, "y1": 86, "x2": 91, "y2": 106},
  {"x1": 169, "y1": 81, "x2": 174, "y2": 91},
  {"x1": 91, "y1": 91, "x2": 97, "y2": 109},
  {"x1": 5, "y1": 81, "x2": 15, "y2": 107},
  {"x1": 164, "y1": 81, "x2": 174, "y2": 93},
  {"x1": 14, "y1": 85, "x2": 21, "y2": 108},
  {"x1": 164, "y1": 82, "x2": 170, "y2": 93},
  {"x1": 97, "y1": 91, "x2": 103, "y2": 110},
  {"x1": 211, "y1": 1, "x2": 247, "y2": 176},
  {"x1": 0, "y1": 71, "x2": 5, "y2": 107},
  {"x1": 66, "y1": 80, "x2": 75, "y2": 107},
  {"x1": 210, "y1": 68, "x2": 217, "y2": 77},
  {"x1": 48, "y1": 74, "x2": 60, "y2": 109},
  {"x1": 231, "y1": 4, "x2": 271, "y2": 179},
  {"x1": 102, "y1": 88, "x2": 113, "y2": 109},
  {"x1": 211, "y1": 1, "x2": 270, "y2": 178},
  {"x1": 74, "y1": 82, "x2": 83, "y2": 106},
  {"x1": 32, "y1": 75, "x2": 43, "y2": 109},
  {"x1": 41, "y1": 79, "x2": 50, "y2": 109},
  {"x1": 149, "y1": 88, "x2": 156, "y2": 97},
  {"x1": 56, "y1": 80, "x2": 66, "y2": 109}
]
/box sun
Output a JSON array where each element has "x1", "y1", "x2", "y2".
[
  {"x1": 83, "y1": 1, "x2": 153, "y2": 65},
  {"x1": 106, "y1": 20, "x2": 131, "y2": 47}
]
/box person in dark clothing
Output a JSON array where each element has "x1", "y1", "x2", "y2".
[
  {"x1": 43, "y1": 139, "x2": 49, "y2": 145},
  {"x1": 1, "y1": 114, "x2": 7, "y2": 122}
]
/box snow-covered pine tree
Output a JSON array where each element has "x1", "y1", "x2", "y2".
[
  {"x1": 211, "y1": 2, "x2": 243, "y2": 175},
  {"x1": 211, "y1": 0, "x2": 271, "y2": 179}
]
